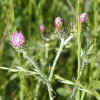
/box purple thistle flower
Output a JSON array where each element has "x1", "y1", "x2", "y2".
[
  {"x1": 80, "y1": 13, "x2": 88, "y2": 23},
  {"x1": 55, "y1": 17, "x2": 63, "y2": 32},
  {"x1": 10, "y1": 32, "x2": 25, "y2": 48},
  {"x1": 40, "y1": 24, "x2": 45, "y2": 32}
]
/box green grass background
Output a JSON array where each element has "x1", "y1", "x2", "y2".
[{"x1": 0, "y1": 0, "x2": 100, "y2": 100}]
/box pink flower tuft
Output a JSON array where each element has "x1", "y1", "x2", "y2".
[
  {"x1": 40, "y1": 24, "x2": 45, "y2": 32},
  {"x1": 10, "y1": 32, "x2": 25, "y2": 48},
  {"x1": 55, "y1": 17, "x2": 63, "y2": 32},
  {"x1": 80, "y1": 13, "x2": 88, "y2": 23},
  {"x1": 55, "y1": 17, "x2": 63, "y2": 27}
]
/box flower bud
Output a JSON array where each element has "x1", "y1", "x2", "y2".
[
  {"x1": 80, "y1": 13, "x2": 88, "y2": 23},
  {"x1": 55, "y1": 17, "x2": 63, "y2": 32},
  {"x1": 40, "y1": 24, "x2": 45, "y2": 32}
]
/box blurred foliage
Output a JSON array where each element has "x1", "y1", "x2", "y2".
[{"x1": 0, "y1": 0, "x2": 100, "y2": 100}]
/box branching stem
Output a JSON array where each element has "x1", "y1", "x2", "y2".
[{"x1": 48, "y1": 38, "x2": 64, "y2": 81}]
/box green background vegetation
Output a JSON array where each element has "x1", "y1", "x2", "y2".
[{"x1": 0, "y1": 0, "x2": 100, "y2": 100}]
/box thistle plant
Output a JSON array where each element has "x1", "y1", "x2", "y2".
[
  {"x1": 0, "y1": 0, "x2": 99, "y2": 100},
  {"x1": 0, "y1": 14, "x2": 93, "y2": 100},
  {"x1": 0, "y1": 16, "x2": 74, "y2": 100}
]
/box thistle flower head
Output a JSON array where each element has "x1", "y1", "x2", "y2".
[
  {"x1": 80, "y1": 13, "x2": 88, "y2": 23},
  {"x1": 55, "y1": 17, "x2": 63, "y2": 27},
  {"x1": 40, "y1": 24, "x2": 45, "y2": 32},
  {"x1": 55, "y1": 17, "x2": 63, "y2": 32},
  {"x1": 10, "y1": 32, "x2": 25, "y2": 48}
]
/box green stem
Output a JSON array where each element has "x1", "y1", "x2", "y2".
[
  {"x1": 18, "y1": 52, "x2": 24, "y2": 100},
  {"x1": 89, "y1": 0, "x2": 98, "y2": 82},
  {"x1": 34, "y1": 80, "x2": 41, "y2": 100},
  {"x1": 77, "y1": 0, "x2": 81, "y2": 81},
  {"x1": 77, "y1": 0, "x2": 81, "y2": 99},
  {"x1": 28, "y1": 0, "x2": 33, "y2": 38},
  {"x1": 81, "y1": 91, "x2": 85, "y2": 100},
  {"x1": 48, "y1": 38, "x2": 64, "y2": 81},
  {"x1": 47, "y1": 83, "x2": 54, "y2": 100},
  {"x1": 20, "y1": 74, "x2": 24, "y2": 100},
  {"x1": 10, "y1": 0, "x2": 16, "y2": 31}
]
